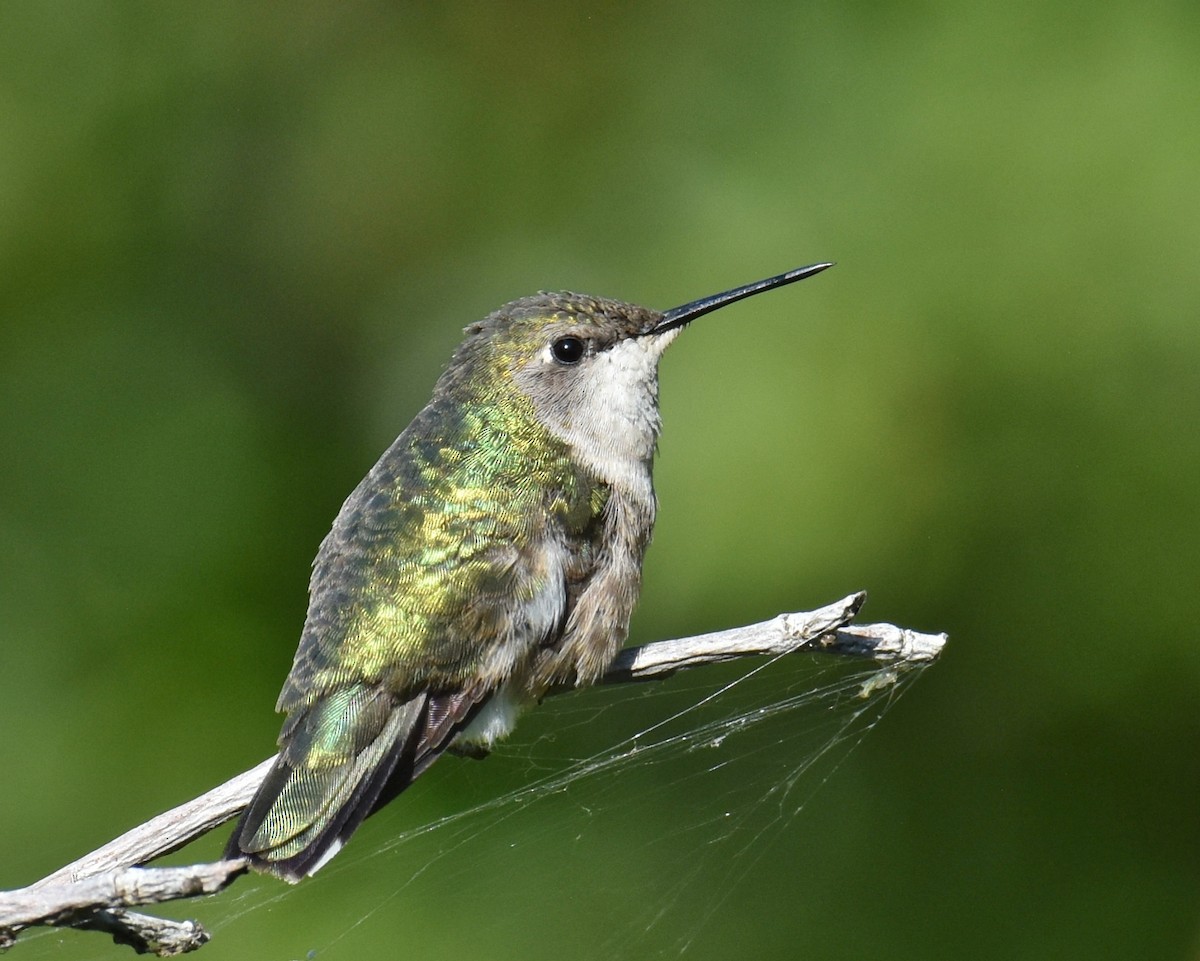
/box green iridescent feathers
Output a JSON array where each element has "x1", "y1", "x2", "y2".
[{"x1": 238, "y1": 688, "x2": 421, "y2": 864}]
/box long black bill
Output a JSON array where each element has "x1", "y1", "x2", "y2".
[{"x1": 652, "y1": 261, "x2": 834, "y2": 335}]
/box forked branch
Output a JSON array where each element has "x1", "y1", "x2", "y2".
[{"x1": 0, "y1": 592, "x2": 945, "y2": 956}]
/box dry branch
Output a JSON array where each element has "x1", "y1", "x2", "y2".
[
  {"x1": 0, "y1": 592, "x2": 945, "y2": 956},
  {"x1": 0, "y1": 863, "x2": 244, "y2": 956}
]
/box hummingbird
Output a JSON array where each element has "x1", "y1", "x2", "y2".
[{"x1": 226, "y1": 262, "x2": 833, "y2": 881}]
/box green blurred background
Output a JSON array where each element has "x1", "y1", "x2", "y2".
[{"x1": 2, "y1": 2, "x2": 1198, "y2": 959}]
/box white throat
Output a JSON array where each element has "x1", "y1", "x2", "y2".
[{"x1": 520, "y1": 331, "x2": 679, "y2": 498}]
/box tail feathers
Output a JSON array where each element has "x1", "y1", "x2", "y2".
[
  {"x1": 226, "y1": 689, "x2": 425, "y2": 882},
  {"x1": 227, "y1": 684, "x2": 491, "y2": 882}
]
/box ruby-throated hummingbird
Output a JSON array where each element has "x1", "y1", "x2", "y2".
[{"x1": 227, "y1": 262, "x2": 833, "y2": 881}]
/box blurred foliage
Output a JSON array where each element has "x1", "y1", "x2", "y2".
[{"x1": 1, "y1": 1, "x2": 1198, "y2": 959}]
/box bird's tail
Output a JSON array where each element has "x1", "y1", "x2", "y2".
[{"x1": 225, "y1": 685, "x2": 485, "y2": 882}]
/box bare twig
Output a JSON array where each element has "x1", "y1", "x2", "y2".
[
  {"x1": 0, "y1": 862, "x2": 244, "y2": 955},
  {"x1": 0, "y1": 594, "x2": 945, "y2": 956},
  {"x1": 602, "y1": 592, "x2": 944, "y2": 681}
]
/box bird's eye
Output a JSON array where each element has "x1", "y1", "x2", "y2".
[{"x1": 551, "y1": 336, "x2": 586, "y2": 365}]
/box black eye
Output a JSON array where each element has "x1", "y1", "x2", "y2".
[{"x1": 551, "y1": 336, "x2": 586, "y2": 365}]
